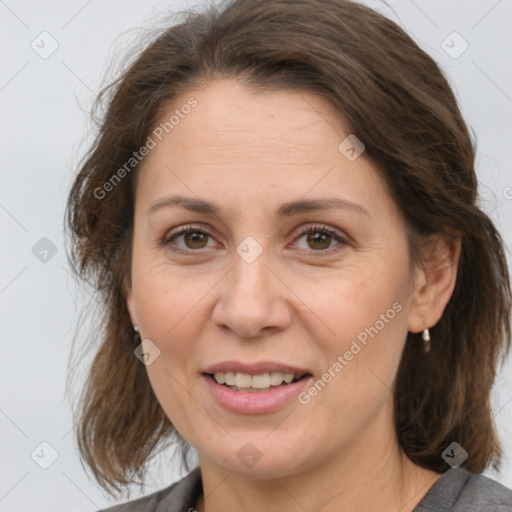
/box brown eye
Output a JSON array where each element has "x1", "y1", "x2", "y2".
[
  {"x1": 181, "y1": 231, "x2": 209, "y2": 249},
  {"x1": 162, "y1": 225, "x2": 215, "y2": 253},
  {"x1": 162, "y1": 223, "x2": 348, "y2": 256},
  {"x1": 305, "y1": 231, "x2": 332, "y2": 250},
  {"x1": 292, "y1": 224, "x2": 348, "y2": 254}
]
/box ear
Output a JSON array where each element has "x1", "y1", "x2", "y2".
[
  {"x1": 407, "y1": 235, "x2": 461, "y2": 333},
  {"x1": 123, "y1": 272, "x2": 137, "y2": 327}
]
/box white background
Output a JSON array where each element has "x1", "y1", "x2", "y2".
[{"x1": 1, "y1": 0, "x2": 511, "y2": 510}]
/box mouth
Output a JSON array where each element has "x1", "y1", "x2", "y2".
[
  {"x1": 205, "y1": 371, "x2": 311, "y2": 393},
  {"x1": 202, "y1": 362, "x2": 315, "y2": 413}
]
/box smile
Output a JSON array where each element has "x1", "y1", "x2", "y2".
[
  {"x1": 211, "y1": 371, "x2": 307, "y2": 392},
  {"x1": 202, "y1": 361, "x2": 314, "y2": 412}
]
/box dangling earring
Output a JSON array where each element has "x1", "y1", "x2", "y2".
[
  {"x1": 133, "y1": 325, "x2": 141, "y2": 344},
  {"x1": 422, "y1": 328, "x2": 431, "y2": 353}
]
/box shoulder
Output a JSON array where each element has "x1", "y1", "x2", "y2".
[
  {"x1": 415, "y1": 467, "x2": 512, "y2": 511},
  {"x1": 97, "y1": 467, "x2": 202, "y2": 512},
  {"x1": 457, "y1": 470, "x2": 512, "y2": 511}
]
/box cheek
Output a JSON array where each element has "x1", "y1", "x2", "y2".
[
  {"x1": 132, "y1": 265, "x2": 207, "y2": 427},
  {"x1": 301, "y1": 265, "x2": 408, "y2": 345},
  {"x1": 132, "y1": 259, "x2": 211, "y2": 345},
  {"x1": 296, "y1": 262, "x2": 410, "y2": 408},
  {"x1": 145, "y1": 360, "x2": 205, "y2": 440},
  {"x1": 302, "y1": 276, "x2": 407, "y2": 433}
]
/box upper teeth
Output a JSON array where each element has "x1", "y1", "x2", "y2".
[{"x1": 214, "y1": 371, "x2": 296, "y2": 388}]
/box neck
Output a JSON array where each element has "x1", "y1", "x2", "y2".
[{"x1": 195, "y1": 428, "x2": 441, "y2": 512}]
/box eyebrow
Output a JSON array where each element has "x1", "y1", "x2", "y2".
[{"x1": 147, "y1": 195, "x2": 371, "y2": 219}]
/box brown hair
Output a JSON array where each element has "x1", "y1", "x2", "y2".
[{"x1": 65, "y1": 0, "x2": 511, "y2": 496}]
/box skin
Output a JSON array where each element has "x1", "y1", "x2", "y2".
[{"x1": 125, "y1": 79, "x2": 460, "y2": 512}]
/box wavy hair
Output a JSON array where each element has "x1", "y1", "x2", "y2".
[{"x1": 65, "y1": 0, "x2": 511, "y2": 496}]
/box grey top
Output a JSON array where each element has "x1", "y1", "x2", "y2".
[{"x1": 99, "y1": 466, "x2": 512, "y2": 511}]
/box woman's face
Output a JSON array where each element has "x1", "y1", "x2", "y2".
[{"x1": 126, "y1": 79, "x2": 426, "y2": 478}]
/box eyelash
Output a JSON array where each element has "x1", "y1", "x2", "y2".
[{"x1": 161, "y1": 223, "x2": 349, "y2": 257}]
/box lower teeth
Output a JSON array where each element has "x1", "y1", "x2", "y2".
[{"x1": 224, "y1": 383, "x2": 289, "y2": 392}]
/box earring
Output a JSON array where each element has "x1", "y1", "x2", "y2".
[
  {"x1": 133, "y1": 325, "x2": 141, "y2": 344},
  {"x1": 422, "y1": 328, "x2": 431, "y2": 353}
]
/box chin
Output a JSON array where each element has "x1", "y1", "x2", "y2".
[{"x1": 198, "y1": 435, "x2": 314, "y2": 479}]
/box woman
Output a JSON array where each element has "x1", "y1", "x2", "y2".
[{"x1": 65, "y1": 0, "x2": 512, "y2": 510}]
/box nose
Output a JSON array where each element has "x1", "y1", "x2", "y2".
[{"x1": 211, "y1": 248, "x2": 292, "y2": 339}]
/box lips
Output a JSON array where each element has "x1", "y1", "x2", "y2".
[
  {"x1": 215, "y1": 370, "x2": 308, "y2": 391},
  {"x1": 203, "y1": 360, "x2": 311, "y2": 376},
  {"x1": 202, "y1": 360, "x2": 313, "y2": 396},
  {"x1": 202, "y1": 369, "x2": 315, "y2": 414}
]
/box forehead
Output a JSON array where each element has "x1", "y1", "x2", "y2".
[
  {"x1": 152, "y1": 79, "x2": 348, "y2": 161},
  {"x1": 135, "y1": 79, "x2": 393, "y2": 219}
]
